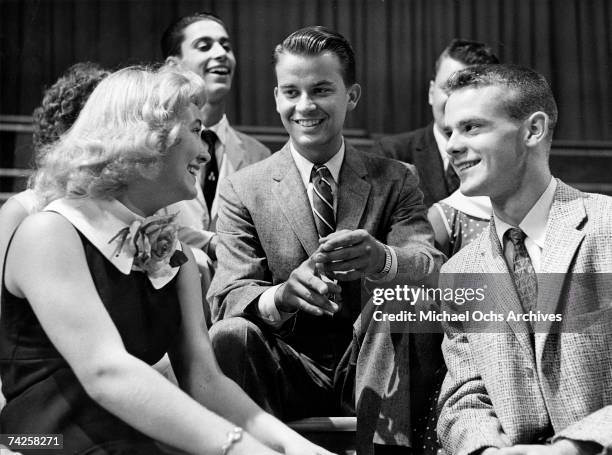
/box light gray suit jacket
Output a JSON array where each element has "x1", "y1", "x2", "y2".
[
  {"x1": 208, "y1": 142, "x2": 444, "y2": 363},
  {"x1": 437, "y1": 181, "x2": 612, "y2": 455}
]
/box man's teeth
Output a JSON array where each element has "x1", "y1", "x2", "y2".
[
  {"x1": 458, "y1": 161, "x2": 479, "y2": 171},
  {"x1": 295, "y1": 119, "x2": 322, "y2": 127},
  {"x1": 188, "y1": 165, "x2": 200, "y2": 176},
  {"x1": 208, "y1": 67, "x2": 229, "y2": 75}
]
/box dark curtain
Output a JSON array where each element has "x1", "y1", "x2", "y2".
[{"x1": 1, "y1": 0, "x2": 611, "y2": 143}]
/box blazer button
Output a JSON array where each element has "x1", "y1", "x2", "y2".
[{"x1": 525, "y1": 367, "x2": 535, "y2": 378}]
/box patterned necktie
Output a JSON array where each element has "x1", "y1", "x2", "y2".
[
  {"x1": 445, "y1": 164, "x2": 460, "y2": 194},
  {"x1": 310, "y1": 164, "x2": 336, "y2": 238},
  {"x1": 505, "y1": 228, "x2": 538, "y2": 312},
  {"x1": 201, "y1": 129, "x2": 219, "y2": 211}
]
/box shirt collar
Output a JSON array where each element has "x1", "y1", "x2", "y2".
[
  {"x1": 289, "y1": 139, "x2": 345, "y2": 188},
  {"x1": 432, "y1": 123, "x2": 450, "y2": 169},
  {"x1": 494, "y1": 177, "x2": 557, "y2": 248},
  {"x1": 208, "y1": 114, "x2": 229, "y2": 147},
  {"x1": 44, "y1": 197, "x2": 182, "y2": 289},
  {"x1": 442, "y1": 190, "x2": 492, "y2": 220}
]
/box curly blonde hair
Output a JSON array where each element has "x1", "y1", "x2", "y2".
[{"x1": 33, "y1": 65, "x2": 205, "y2": 207}]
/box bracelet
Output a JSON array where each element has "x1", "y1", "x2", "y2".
[
  {"x1": 379, "y1": 244, "x2": 392, "y2": 275},
  {"x1": 221, "y1": 427, "x2": 243, "y2": 455}
]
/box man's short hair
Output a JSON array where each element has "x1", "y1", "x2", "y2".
[
  {"x1": 434, "y1": 39, "x2": 499, "y2": 78},
  {"x1": 446, "y1": 64, "x2": 558, "y2": 132},
  {"x1": 161, "y1": 12, "x2": 227, "y2": 59},
  {"x1": 273, "y1": 26, "x2": 356, "y2": 86}
]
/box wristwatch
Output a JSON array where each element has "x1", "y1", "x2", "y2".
[{"x1": 379, "y1": 244, "x2": 392, "y2": 275}]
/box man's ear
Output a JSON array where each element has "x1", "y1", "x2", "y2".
[
  {"x1": 346, "y1": 83, "x2": 361, "y2": 111},
  {"x1": 428, "y1": 80, "x2": 435, "y2": 106},
  {"x1": 273, "y1": 86, "x2": 280, "y2": 113},
  {"x1": 523, "y1": 111, "x2": 549, "y2": 146},
  {"x1": 165, "y1": 56, "x2": 180, "y2": 67}
]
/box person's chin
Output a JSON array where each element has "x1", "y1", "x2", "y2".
[
  {"x1": 179, "y1": 185, "x2": 198, "y2": 201},
  {"x1": 460, "y1": 179, "x2": 488, "y2": 198},
  {"x1": 294, "y1": 134, "x2": 324, "y2": 150},
  {"x1": 205, "y1": 83, "x2": 231, "y2": 100}
]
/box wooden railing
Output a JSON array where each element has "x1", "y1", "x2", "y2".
[
  {"x1": 288, "y1": 417, "x2": 356, "y2": 454},
  {"x1": 0, "y1": 115, "x2": 33, "y2": 133}
]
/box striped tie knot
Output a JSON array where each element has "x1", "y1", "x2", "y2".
[
  {"x1": 506, "y1": 227, "x2": 527, "y2": 246},
  {"x1": 201, "y1": 129, "x2": 218, "y2": 148},
  {"x1": 311, "y1": 164, "x2": 333, "y2": 183},
  {"x1": 310, "y1": 164, "x2": 335, "y2": 238}
]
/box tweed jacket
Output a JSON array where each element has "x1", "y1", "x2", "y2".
[
  {"x1": 437, "y1": 180, "x2": 612, "y2": 455},
  {"x1": 371, "y1": 123, "x2": 451, "y2": 207},
  {"x1": 208, "y1": 142, "x2": 444, "y2": 365}
]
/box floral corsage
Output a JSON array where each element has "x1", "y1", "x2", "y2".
[{"x1": 109, "y1": 213, "x2": 188, "y2": 278}]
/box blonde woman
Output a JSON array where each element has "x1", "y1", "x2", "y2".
[{"x1": 0, "y1": 66, "x2": 332, "y2": 455}]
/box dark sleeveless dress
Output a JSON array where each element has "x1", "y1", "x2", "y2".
[{"x1": 0, "y1": 230, "x2": 183, "y2": 454}]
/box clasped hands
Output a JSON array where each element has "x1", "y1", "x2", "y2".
[{"x1": 275, "y1": 229, "x2": 387, "y2": 317}]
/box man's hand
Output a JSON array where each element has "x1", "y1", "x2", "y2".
[
  {"x1": 275, "y1": 256, "x2": 342, "y2": 317},
  {"x1": 315, "y1": 229, "x2": 386, "y2": 281}
]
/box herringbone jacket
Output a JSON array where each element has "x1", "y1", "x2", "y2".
[{"x1": 437, "y1": 180, "x2": 612, "y2": 455}]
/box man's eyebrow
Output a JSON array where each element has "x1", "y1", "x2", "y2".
[
  {"x1": 191, "y1": 37, "x2": 212, "y2": 46},
  {"x1": 313, "y1": 80, "x2": 335, "y2": 87},
  {"x1": 278, "y1": 80, "x2": 335, "y2": 90},
  {"x1": 191, "y1": 36, "x2": 230, "y2": 46},
  {"x1": 455, "y1": 117, "x2": 490, "y2": 128}
]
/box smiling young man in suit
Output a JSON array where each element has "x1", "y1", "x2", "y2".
[
  {"x1": 208, "y1": 26, "x2": 445, "y2": 454},
  {"x1": 372, "y1": 39, "x2": 499, "y2": 207},
  {"x1": 437, "y1": 64, "x2": 612, "y2": 455}
]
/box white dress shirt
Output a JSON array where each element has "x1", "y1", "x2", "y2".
[
  {"x1": 433, "y1": 123, "x2": 451, "y2": 171},
  {"x1": 208, "y1": 114, "x2": 233, "y2": 221},
  {"x1": 494, "y1": 177, "x2": 557, "y2": 273}
]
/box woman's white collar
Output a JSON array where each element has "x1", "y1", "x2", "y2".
[{"x1": 45, "y1": 197, "x2": 183, "y2": 289}]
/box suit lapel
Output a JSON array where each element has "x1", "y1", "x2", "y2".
[
  {"x1": 270, "y1": 143, "x2": 373, "y2": 254},
  {"x1": 223, "y1": 127, "x2": 246, "y2": 171},
  {"x1": 336, "y1": 145, "x2": 371, "y2": 231},
  {"x1": 484, "y1": 220, "x2": 535, "y2": 360},
  {"x1": 414, "y1": 125, "x2": 447, "y2": 199},
  {"x1": 536, "y1": 181, "x2": 587, "y2": 358},
  {"x1": 540, "y1": 181, "x2": 587, "y2": 276},
  {"x1": 271, "y1": 144, "x2": 319, "y2": 256}
]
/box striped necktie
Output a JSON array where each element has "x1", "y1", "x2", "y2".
[
  {"x1": 505, "y1": 228, "x2": 538, "y2": 313},
  {"x1": 310, "y1": 164, "x2": 335, "y2": 238}
]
